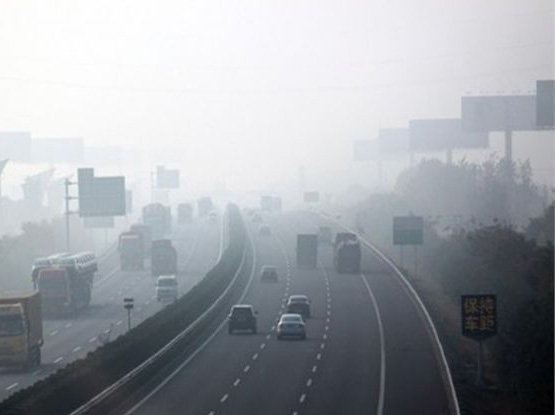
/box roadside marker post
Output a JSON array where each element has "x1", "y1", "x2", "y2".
[{"x1": 124, "y1": 298, "x2": 134, "y2": 332}]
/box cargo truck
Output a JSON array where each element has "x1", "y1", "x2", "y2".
[
  {"x1": 32, "y1": 252, "x2": 97, "y2": 316},
  {"x1": 151, "y1": 239, "x2": 178, "y2": 277},
  {"x1": 318, "y1": 226, "x2": 333, "y2": 245},
  {"x1": 177, "y1": 203, "x2": 193, "y2": 225},
  {"x1": 197, "y1": 197, "x2": 214, "y2": 218},
  {"x1": 142, "y1": 203, "x2": 171, "y2": 240},
  {"x1": 333, "y1": 232, "x2": 361, "y2": 273},
  {"x1": 119, "y1": 231, "x2": 144, "y2": 270},
  {"x1": 296, "y1": 234, "x2": 318, "y2": 269},
  {"x1": 0, "y1": 292, "x2": 43, "y2": 370},
  {"x1": 130, "y1": 224, "x2": 152, "y2": 258}
]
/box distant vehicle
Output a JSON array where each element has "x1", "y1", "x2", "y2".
[
  {"x1": 130, "y1": 224, "x2": 152, "y2": 258},
  {"x1": 208, "y1": 211, "x2": 218, "y2": 223},
  {"x1": 142, "y1": 203, "x2": 171, "y2": 239},
  {"x1": 197, "y1": 197, "x2": 214, "y2": 218},
  {"x1": 259, "y1": 225, "x2": 271, "y2": 236},
  {"x1": 252, "y1": 213, "x2": 263, "y2": 223},
  {"x1": 260, "y1": 195, "x2": 273, "y2": 212},
  {"x1": 333, "y1": 232, "x2": 361, "y2": 273},
  {"x1": 228, "y1": 305, "x2": 257, "y2": 334},
  {"x1": 277, "y1": 313, "x2": 306, "y2": 340},
  {"x1": 118, "y1": 231, "x2": 144, "y2": 270},
  {"x1": 286, "y1": 295, "x2": 311, "y2": 318},
  {"x1": 151, "y1": 239, "x2": 178, "y2": 277},
  {"x1": 318, "y1": 226, "x2": 333, "y2": 245},
  {"x1": 32, "y1": 252, "x2": 97, "y2": 316},
  {"x1": 296, "y1": 234, "x2": 318, "y2": 268},
  {"x1": 271, "y1": 196, "x2": 282, "y2": 213},
  {"x1": 260, "y1": 265, "x2": 278, "y2": 282},
  {"x1": 177, "y1": 203, "x2": 193, "y2": 225},
  {"x1": 155, "y1": 275, "x2": 178, "y2": 302},
  {"x1": 0, "y1": 292, "x2": 43, "y2": 370}
]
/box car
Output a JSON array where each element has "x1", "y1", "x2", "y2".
[
  {"x1": 155, "y1": 275, "x2": 178, "y2": 302},
  {"x1": 228, "y1": 304, "x2": 257, "y2": 334},
  {"x1": 286, "y1": 295, "x2": 311, "y2": 318},
  {"x1": 260, "y1": 265, "x2": 278, "y2": 282},
  {"x1": 259, "y1": 225, "x2": 271, "y2": 236},
  {"x1": 277, "y1": 313, "x2": 306, "y2": 340}
]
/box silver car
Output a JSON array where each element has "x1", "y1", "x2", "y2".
[{"x1": 277, "y1": 313, "x2": 306, "y2": 340}]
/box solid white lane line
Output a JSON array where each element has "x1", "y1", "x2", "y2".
[
  {"x1": 299, "y1": 394, "x2": 306, "y2": 403},
  {"x1": 72, "y1": 346, "x2": 82, "y2": 353},
  {"x1": 220, "y1": 394, "x2": 229, "y2": 403},
  {"x1": 243, "y1": 365, "x2": 250, "y2": 373},
  {"x1": 54, "y1": 356, "x2": 64, "y2": 364},
  {"x1": 89, "y1": 337, "x2": 97, "y2": 343},
  {"x1": 50, "y1": 330, "x2": 58, "y2": 336},
  {"x1": 306, "y1": 378, "x2": 313, "y2": 387},
  {"x1": 233, "y1": 378, "x2": 241, "y2": 387},
  {"x1": 360, "y1": 273, "x2": 386, "y2": 415},
  {"x1": 6, "y1": 383, "x2": 19, "y2": 391}
]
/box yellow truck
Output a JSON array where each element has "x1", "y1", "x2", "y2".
[{"x1": 0, "y1": 292, "x2": 43, "y2": 370}]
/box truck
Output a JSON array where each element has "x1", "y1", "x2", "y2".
[
  {"x1": 0, "y1": 292, "x2": 43, "y2": 370},
  {"x1": 118, "y1": 231, "x2": 144, "y2": 270},
  {"x1": 130, "y1": 224, "x2": 152, "y2": 258},
  {"x1": 177, "y1": 203, "x2": 193, "y2": 225},
  {"x1": 260, "y1": 195, "x2": 273, "y2": 212},
  {"x1": 333, "y1": 232, "x2": 361, "y2": 273},
  {"x1": 318, "y1": 226, "x2": 333, "y2": 245},
  {"x1": 151, "y1": 239, "x2": 178, "y2": 277},
  {"x1": 296, "y1": 234, "x2": 318, "y2": 269},
  {"x1": 32, "y1": 252, "x2": 97, "y2": 316},
  {"x1": 197, "y1": 197, "x2": 214, "y2": 218},
  {"x1": 142, "y1": 203, "x2": 171, "y2": 239}
]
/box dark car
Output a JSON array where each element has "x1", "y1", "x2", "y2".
[
  {"x1": 286, "y1": 295, "x2": 311, "y2": 318},
  {"x1": 260, "y1": 265, "x2": 278, "y2": 282},
  {"x1": 228, "y1": 305, "x2": 257, "y2": 334}
]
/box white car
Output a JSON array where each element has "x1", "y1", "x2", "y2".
[
  {"x1": 156, "y1": 275, "x2": 178, "y2": 302},
  {"x1": 277, "y1": 313, "x2": 306, "y2": 340}
]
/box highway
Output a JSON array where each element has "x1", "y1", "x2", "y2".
[
  {"x1": 0, "y1": 217, "x2": 224, "y2": 402},
  {"x1": 115, "y1": 211, "x2": 453, "y2": 415}
]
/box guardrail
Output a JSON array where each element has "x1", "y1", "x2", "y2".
[{"x1": 321, "y1": 211, "x2": 461, "y2": 415}]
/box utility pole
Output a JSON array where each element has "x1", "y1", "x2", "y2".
[{"x1": 64, "y1": 178, "x2": 78, "y2": 251}]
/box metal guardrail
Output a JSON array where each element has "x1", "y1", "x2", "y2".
[
  {"x1": 69, "y1": 215, "x2": 250, "y2": 415},
  {"x1": 321, "y1": 212, "x2": 461, "y2": 415}
]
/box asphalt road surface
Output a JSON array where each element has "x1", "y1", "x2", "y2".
[
  {"x1": 121, "y1": 211, "x2": 452, "y2": 415},
  {"x1": 0, "y1": 216, "x2": 224, "y2": 402}
]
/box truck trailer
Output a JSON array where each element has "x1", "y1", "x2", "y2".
[
  {"x1": 142, "y1": 203, "x2": 171, "y2": 240},
  {"x1": 130, "y1": 224, "x2": 152, "y2": 258},
  {"x1": 177, "y1": 203, "x2": 193, "y2": 225},
  {"x1": 151, "y1": 239, "x2": 178, "y2": 277},
  {"x1": 333, "y1": 232, "x2": 361, "y2": 273},
  {"x1": 119, "y1": 231, "x2": 144, "y2": 270},
  {"x1": 0, "y1": 292, "x2": 43, "y2": 370}
]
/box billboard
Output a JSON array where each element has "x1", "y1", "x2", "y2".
[
  {"x1": 461, "y1": 294, "x2": 497, "y2": 341},
  {"x1": 409, "y1": 118, "x2": 488, "y2": 151},
  {"x1": 378, "y1": 128, "x2": 410, "y2": 153},
  {"x1": 156, "y1": 166, "x2": 180, "y2": 189},
  {"x1": 31, "y1": 138, "x2": 84, "y2": 163},
  {"x1": 83, "y1": 216, "x2": 115, "y2": 229},
  {"x1": 536, "y1": 80, "x2": 554, "y2": 129},
  {"x1": 393, "y1": 216, "x2": 423, "y2": 245},
  {"x1": 304, "y1": 191, "x2": 320, "y2": 203},
  {"x1": 78, "y1": 168, "x2": 126, "y2": 217},
  {"x1": 353, "y1": 140, "x2": 378, "y2": 161},
  {"x1": 0, "y1": 132, "x2": 31, "y2": 162},
  {"x1": 461, "y1": 95, "x2": 536, "y2": 132}
]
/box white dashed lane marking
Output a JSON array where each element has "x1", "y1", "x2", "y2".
[
  {"x1": 220, "y1": 394, "x2": 229, "y2": 403},
  {"x1": 72, "y1": 346, "x2": 82, "y2": 353},
  {"x1": 233, "y1": 378, "x2": 241, "y2": 387},
  {"x1": 54, "y1": 356, "x2": 64, "y2": 364},
  {"x1": 243, "y1": 365, "x2": 250, "y2": 373},
  {"x1": 6, "y1": 383, "x2": 19, "y2": 392},
  {"x1": 299, "y1": 393, "x2": 306, "y2": 403}
]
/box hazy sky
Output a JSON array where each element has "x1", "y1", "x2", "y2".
[{"x1": 0, "y1": 0, "x2": 553, "y2": 191}]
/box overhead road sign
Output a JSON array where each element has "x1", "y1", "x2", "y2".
[
  {"x1": 78, "y1": 168, "x2": 126, "y2": 217},
  {"x1": 156, "y1": 166, "x2": 180, "y2": 189},
  {"x1": 0, "y1": 132, "x2": 31, "y2": 162},
  {"x1": 31, "y1": 138, "x2": 84, "y2": 163},
  {"x1": 378, "y1": 128, "x2": 410, "y2": 154},
  {"x1": 410, "y1": 118, "x2": 488, "y2": 152},
  {"x1": 303, "y1": 191, "x2": 320, "y2": 203},
  {"x1": 393, "y1": 216, "x2": 423, "y2": 245},
  {"x1": 353, "y1": 140, "x2": 378, "y2": 161},
  {"x1": 536, "y1": 80, "x2": 554, "y2": 129},
  {"x1": 83, "y1": 216, "x2": 115, "y2": 229},
  {"x1": 461, "y1": 95, "x2": 536, "y2": 132}
]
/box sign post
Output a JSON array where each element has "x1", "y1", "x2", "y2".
[
  {"x1": 393, "y1": 216, "x2": 423, "y2": 273},
  {"x1": 124, "y1": 297, "x2": 134, "y2": 332},
  {"x1": 461, "y1": 294, "x2": 497, "y2": 387}
]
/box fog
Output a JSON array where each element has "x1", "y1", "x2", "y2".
[{"x1": 0, "y1": 0, "x2": 553, "y2": 193}]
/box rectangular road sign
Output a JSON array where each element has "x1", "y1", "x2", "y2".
[
  {"x1": 536, "y1": 80, "x2": 554, "y2": 129},
  {"x1": 393, "y1": 216, "x2": 423, "y2": 245},
  {"x1": 461, "y1": 294, "x2": 497, "y2": 341},
  {"x1": 156, "y1": 166, "x2": 180, "y2": 189},
  {"x1": 378, "y1": 128, "x2": 410, "y2": 153},
  {"x1": 78, "y1": 168, "x2": 126, "y2": 217},
  {"x1": 303, "y1": 191, "x2": 320, "y2": 203},
  {"x1": 410, "y1": 118, "x2": 488, "y2": 151},
  {"x1": 461, "y1": 95, "x2": 536, "y2": 132}
]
